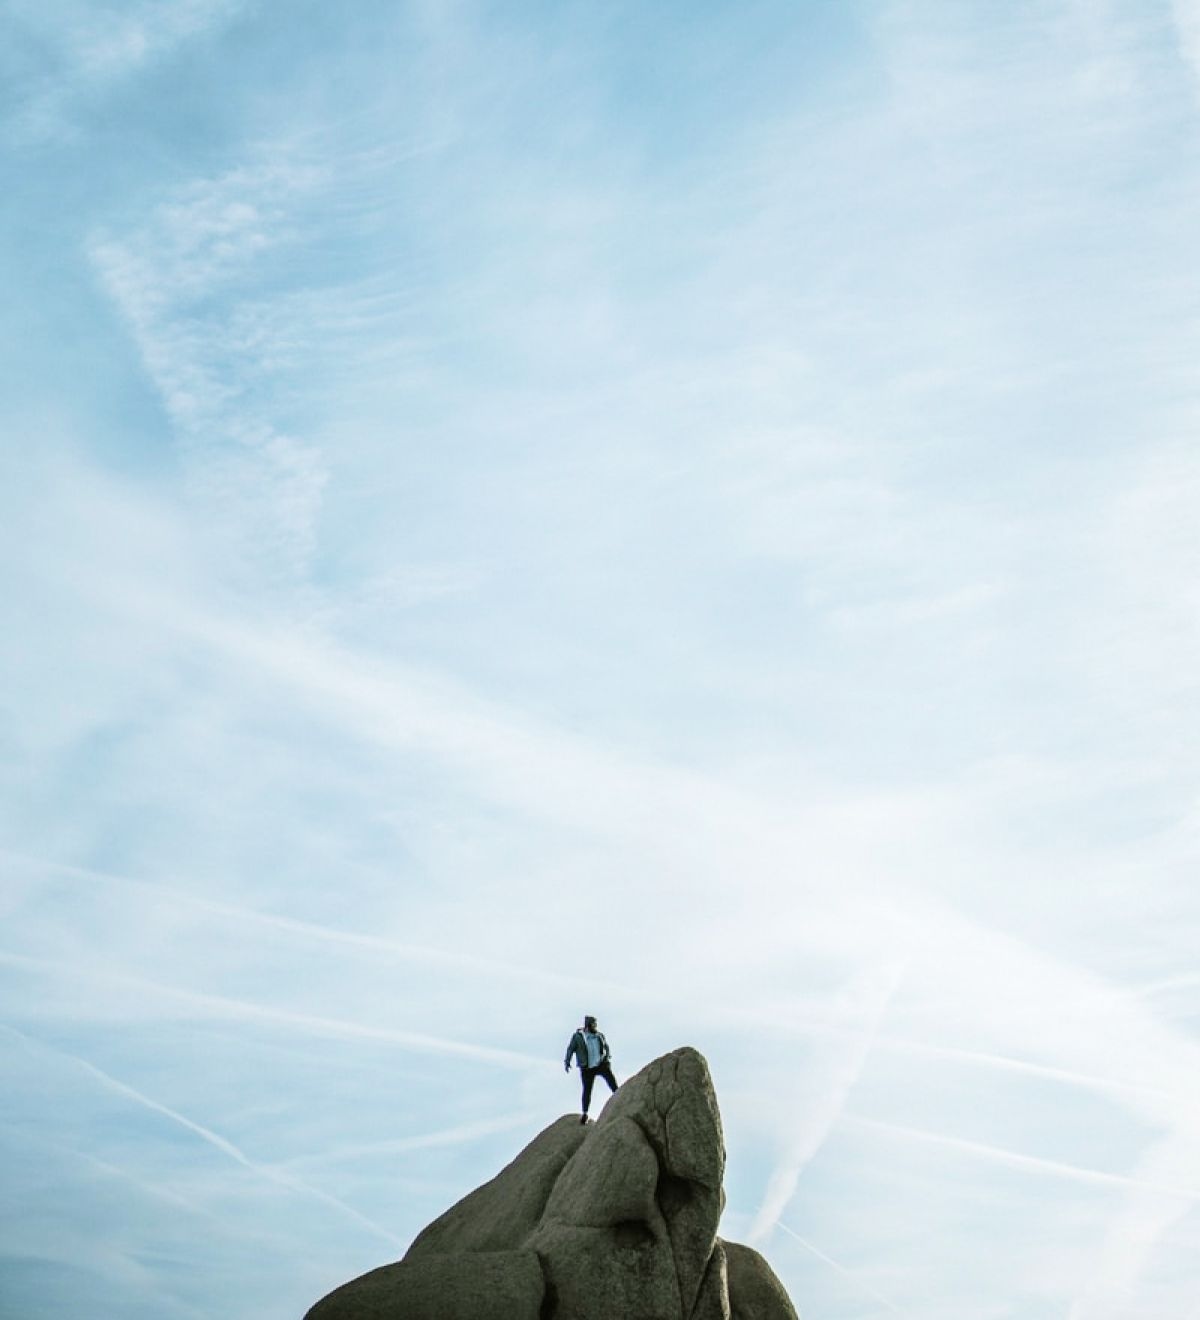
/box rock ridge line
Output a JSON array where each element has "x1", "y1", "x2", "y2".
[{"x1": 304, "y1": 1046, "x2": 799, "y2": 1320}]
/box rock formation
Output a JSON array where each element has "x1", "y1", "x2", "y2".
[{"x1": 304, "y1": 1047, "x2": 799, "y2": 1320}]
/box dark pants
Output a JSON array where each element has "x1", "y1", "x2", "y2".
[{"x1": 581, "y1": 1062, "x2": 618, "y2": 1115}]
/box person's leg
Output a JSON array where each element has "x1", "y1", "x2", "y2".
[
  {"x1": 599, "y1": 1062, "x2": 618, "y2": 1093},
  {"x1": 581, "y1": 1066, "x2": 597, "y2": 1118}
]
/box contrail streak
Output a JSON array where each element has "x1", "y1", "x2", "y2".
[
  {"x1": 877, "y1": 1036, "x2": 1178, "y2": 1106},
  {"x1": 280, "y1": 1111, "x2": 540, "y2": 1171},
  {"x1": 0, "y1": 951, "x2": 543, "y2": 1069},
  {"x1": 1, "y1": 1021, "x2": 404, "y2": 1249},
  {"x1": 746, "y1": 958, "x2": 910, "y2": 1245},
  {"x1": 0, "y1": 1120, "x2": 223, "y2": 1223},
  {"x1": 1129, "y1": 971, "x2": 1200, "y2": 999},
  {"x1": 843, "y1": 1114, "x2": 1200, "y2": 1201},
  {"x1": 776, "y1": 1221, "x2": 905, "y2": 1315},
  {"x1": 0, "y1": 848, "x2": 631, "y2": 1001}
]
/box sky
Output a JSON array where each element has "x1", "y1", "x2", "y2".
[{"x1": 1, "y1": 1, "x2": 1199, "y2": 1317}]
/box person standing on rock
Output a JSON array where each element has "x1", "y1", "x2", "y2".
[{"x1": 563, "y1": 1015, "x2": 618, "y2": 1123}]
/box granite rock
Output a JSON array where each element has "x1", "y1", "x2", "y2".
[{"x1": 304, "y1": 1048, "x2": 798, "y2": 1320}]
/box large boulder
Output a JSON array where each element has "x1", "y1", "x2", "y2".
[
  {"x1": 725, "y1": 1242, "x2": 802, "y2": 1320},
  {"x1": 305, "y1": 1047, "x2": 798, "y2": 1320}
]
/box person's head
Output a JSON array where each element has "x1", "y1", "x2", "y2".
[{"x1": 583, "y1": 1015, "x2": 597, "y2": 1032}]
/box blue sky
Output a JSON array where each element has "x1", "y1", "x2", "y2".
[{"x1": 2, "y1": 1, "x2": 1199, "y2": 1317}]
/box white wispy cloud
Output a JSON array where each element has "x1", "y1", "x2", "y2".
[
  {"x1": 8, "y1": 432, "x2": 1200, "y2": 1317},
  {"x1": 1172, "y1": 0, "x2": 1200, "y2": 100},
  {"x1": 88, "y1": 152, "x2": 331, "y2": 590},
  {"x1": 5, "y1": 0, "x2": 250, "y2": 141}
]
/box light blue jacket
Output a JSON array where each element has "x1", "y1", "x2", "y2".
[{"x1": 564, "y1": 1029, "x2": 610, "y2": 1071}]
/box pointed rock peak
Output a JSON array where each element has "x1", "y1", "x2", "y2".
[{"x1": 304, "y1": 1048, "x2": 798, "y2": 1320}]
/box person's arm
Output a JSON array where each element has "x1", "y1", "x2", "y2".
[{"x1": 564, "y1": 1032, "x2": 578, "y2": 1071}]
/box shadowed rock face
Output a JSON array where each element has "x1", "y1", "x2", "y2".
[{"x1": 304, "y1": 1047, "x2": 799, "y2": 1320}]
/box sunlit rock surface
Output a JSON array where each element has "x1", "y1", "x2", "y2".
[{"x1": 304, "y1": 1047, "x2": 799, "y2": 1320}]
